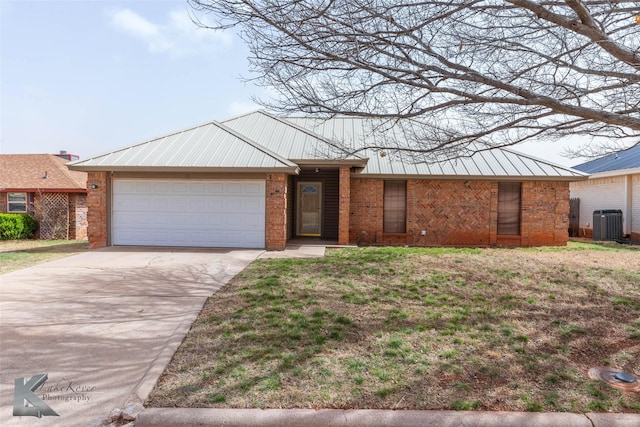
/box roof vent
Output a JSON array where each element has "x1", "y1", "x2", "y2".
[{"x1": 60, "y1": 150, "x2": 67, "y2": 155}]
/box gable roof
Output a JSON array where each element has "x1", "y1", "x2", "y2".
[
  {"x1": 286, "y1": 116, "x2": 586, "y2": 180},
  {"x1": 0, "y1": 154, "x2": 87, "y2": 192},
  {"x1": 572, "y1": 144, "x2": 640, "y2": 174},
  {"x1": 69, "y1": 120, "x2": 299, "y2": 173}
]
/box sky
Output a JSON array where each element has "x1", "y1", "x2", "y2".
[{"x1": 1, "y1": 0, "x2": 587, "y2": 167}]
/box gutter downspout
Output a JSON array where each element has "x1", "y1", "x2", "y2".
[{"x1": 625, "y1": 174, "x2": 632, "y2": 236}]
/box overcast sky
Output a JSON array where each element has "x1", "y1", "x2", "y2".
[{"x1": 1, "y1": 0, "x2": 588, "y2": 167}]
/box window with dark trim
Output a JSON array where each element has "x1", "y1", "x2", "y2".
[
  {"x1": 384, "y1": 180, "x2": 406, "y2": 233},
  {"x1": 497, "y1": 182, "x2": 521, "y2": 235},
  {"x1": 7, "y1": 192, "x2": 28, "y2": 213}
]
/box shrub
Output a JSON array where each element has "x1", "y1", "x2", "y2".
[{"x1": 0, "y1": 213, "x2": 38, "y2": 240}]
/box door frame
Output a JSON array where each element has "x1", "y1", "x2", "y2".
[{"x1": 296, "y1": 181, "x2": 322, "y2": 236}]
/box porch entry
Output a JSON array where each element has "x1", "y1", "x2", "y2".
[{"x1": 297, "y1": 182, "x2": 322, "y2": 236}]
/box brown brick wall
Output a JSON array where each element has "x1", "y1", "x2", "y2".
[
  {"x1": 0, "y1": 193, "x2": 6, "y2": 212},
  {"x1": 349, "y1": 179, "x2": 383, "y2": 245},
  {"x1": 338, "y1": 167, "x2": 351, "y2": 245},
  {"x1": 520, "y1": 181, "x2": 569, "y2": 246},
  {"x1": 87, "y1": 172, "x2": 108, "y2": 248},
  {"x1": 349, "y1": 178, "x2": 569, "y2": 247},
  {"x1": 410, "y1": 180, "x2": 493, "y2": 246},
  {"x1": 266, "y1": 173, "x2": 288, "y2": 250},
  {"x1": 69, "y1": 193, "x2": 88, "y2": 240}
]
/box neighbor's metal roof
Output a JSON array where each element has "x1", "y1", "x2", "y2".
[
  {"x1": 68, "y1": 121, "x2": 299, "y2": 173},
  {"x1": 572, "y1": 144, "x2": 640, "y2": 174},
  {"x1": 286, "y1": 116, "x2": 587, "y2": 179}
]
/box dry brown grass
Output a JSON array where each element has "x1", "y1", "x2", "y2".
[{"x1": 147, "y1": 242, "x2": 640, "y2": 413}]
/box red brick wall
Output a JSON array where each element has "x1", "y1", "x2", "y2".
[
  {"x1": 266, "y1": 173, "x2": 288, "y2": 250},
  {"x1": 349, "y1": 178, "x2": 569, "y2": 247},
  {"x1": 87, "y1": 172, "x2": 108, "y2": 248}
]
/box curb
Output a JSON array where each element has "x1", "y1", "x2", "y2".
[{"x1": 135, "y1": 408, "x2": 640, "y2": 427}]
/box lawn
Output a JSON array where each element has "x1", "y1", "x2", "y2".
[
  {"x1": 147, "y1": 242, "x2": 640, "y2": 413},
  {"x1": 0, "y1": 240, "x2": 89, "y2": 274}
]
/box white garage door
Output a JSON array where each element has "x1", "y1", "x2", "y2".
[{"x1": 112, "y1": 179, "x2": 265, "y2": 248}]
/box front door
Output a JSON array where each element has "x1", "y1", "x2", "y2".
[{"x1": 297, "y1": 182, "x2": 322, "y2": 236}]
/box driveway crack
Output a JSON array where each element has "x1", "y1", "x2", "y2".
[{"x1": 584, "y1": 413, "x2": 595, "y2": 427}]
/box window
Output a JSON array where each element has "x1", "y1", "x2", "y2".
[
  {"x1": 384, "y1": 181, "x2": 406, "y2": 233},
  {"x1": 497, "y1": 182, "x2": 521, "y2": 235},
  {"x1": 7, "y1": 192, "x2": 28, "y2": 213}
]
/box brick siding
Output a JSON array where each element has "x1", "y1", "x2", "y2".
[
  {"x1": 87, "y1": 172, "x2": 108, "y2": 248},
  {"x1": 69, "y1": 193, "x2": 88, "y2": 240},
  {"x1": 520, "y1": 181, "x2": 569, "y2": 246},
  {"x1": 349, "y1": 178, "x2": 569, "y2": 247},
  {"x1": 338, "y1": 167, "x2": 351, "y2": 245},
  {"x1": 82, "y1": 173, "x2": 569, "y2": 249},
  {"x1": 265, "y1": 173, "x2": 288, "y2": 250}
]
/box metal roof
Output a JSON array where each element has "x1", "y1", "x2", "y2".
[
  {"x1": 572, "y1": 144, "x2": 640, "y2": 174},
  {"x1": 222, "y1": 111, "x2": 365, "y2": 163},
  {"x1": 285, "y1": 116, "x2": 586, "y2": 180},
  {"x1": 69, "y1": 121, "x2": 299, "y2": 173},
  {"x1": 69, "y1": 111, "x2": 587, "y2": 180}
]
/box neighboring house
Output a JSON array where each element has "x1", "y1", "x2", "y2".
[
  {"x1": 0, "y1": 154, "x2": 88, "y2": 239},
  {"x1": 570, "y1": 145, "x2": 640, "y2": 241},
  {"x1": 68, "y1": 111, "x2": 586, "y2": 250}
]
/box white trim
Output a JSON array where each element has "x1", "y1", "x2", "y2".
[
  {"x1": 7, "y1": 192, "x2": 28, "y2": 213},
  {"x1": 586, "y1": 167, "x2": 640, "y2": 179}
]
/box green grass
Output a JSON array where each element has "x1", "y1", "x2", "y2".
[
  {"x1": 0, "y1": 240, "x2": 88, "y2": 274},
  {"x1": 147, "y1": 244, "x2": 640, "y2": 412}
]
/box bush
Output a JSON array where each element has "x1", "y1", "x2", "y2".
[{"x1": 0, "y1": 213, "x2": 38, "y2": 240}]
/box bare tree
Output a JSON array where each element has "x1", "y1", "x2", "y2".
[{"x1": 190, "y1": 0, "x2": 640, "y2": 160}]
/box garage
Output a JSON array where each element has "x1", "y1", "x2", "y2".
[{"x1": 112, "y1": 179, "x2": 265, "y2": 248}]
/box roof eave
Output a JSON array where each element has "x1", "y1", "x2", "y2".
[
  {"x1": 356, "y1": 173, "x2": 588, "y2": 182},
  {"x1": 585, "y1": 167, "x2": 640, "y2": 179},
  {"x1": 0, "y1": 187, "x2": 87, "y2": 193},
  {"x1": 292, "y1": 158, "x2": 369, "y2": 168},
  {"x1": 67, "y1": 165, "x2": 301, "y2": 174}
]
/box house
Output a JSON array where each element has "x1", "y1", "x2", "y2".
[
  {"x1": 0, "y1": 154, "x2": 88, "y2": 240},
  {"x1": 68, "y1": 111, "x2": 586, "y2": 250},
  {"x1": 570, "y1": 144, "x2": 640, "y2": 241}
]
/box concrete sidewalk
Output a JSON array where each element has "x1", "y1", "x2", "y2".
[
  {"x1": 136, "y1": 408, "x2": 640, "y2": 427},
  {"x1": 0, "y1": 247, "x2": 261, "y2": 427}
]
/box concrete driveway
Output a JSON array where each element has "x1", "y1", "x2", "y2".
[{"x1": 0, "y1": 247, "x2": 262, "y2": 426}]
